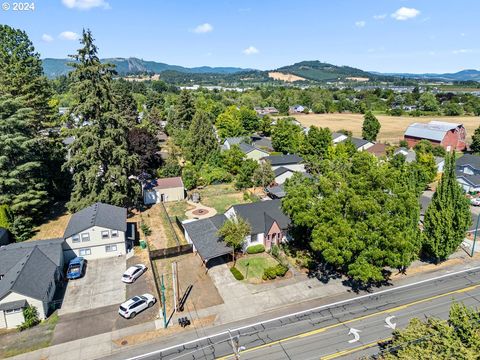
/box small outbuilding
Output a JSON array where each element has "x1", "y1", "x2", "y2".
[{"x1": 144, "y1": 177, "x2": 186, "y2": 204}]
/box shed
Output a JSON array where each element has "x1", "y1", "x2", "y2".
[{"x1": 144, "y1": 177, "x2": 186, "y2": 204}]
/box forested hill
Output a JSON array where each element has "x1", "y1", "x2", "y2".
[
  {"x1": 273, "y1": 60, "x2": 380, "y2": 82},
  {"x1": 41, "y1": 57, "x2": 249, "y2": 78}
]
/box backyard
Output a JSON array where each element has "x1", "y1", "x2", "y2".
[
  {"x1": 236, "y1": 253, "x2": 280, "y2": 284},
  {"x1": 292, "y1": 113, "x2": 480, "y2": 144},
  {"x1": 196, "y1": 184, "x2": 256, "y2": 213}
]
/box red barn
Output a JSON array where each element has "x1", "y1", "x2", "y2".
[{"x1": 404, "y1": 121, "x2": 467, "y2": 151}]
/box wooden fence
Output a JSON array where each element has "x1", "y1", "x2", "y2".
[{"x1": 149, "y1": 244, "x2": 193, "y2": 260}]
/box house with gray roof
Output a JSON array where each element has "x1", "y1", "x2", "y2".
[
  {"x1": 63, "y1": 202, "x2": 132, "y2": 261},
  {"x1": 221, "y1": 138, "x2": 270, "y2": 162},
  {"x1": 182, "y1": 199, "x2": 291, "y2": 264},
  {"x1": 0, "y1": 239, "x2": 64, "y2": 329},
  {"x1": 456, "y1": 154, "x2": 480, "y2": 176},
  {"x1": 261, "y1": 154, "x2": 305, "y2": 172},
  {"x1": 339, "y1": 137, "x2": 375, "y2": 151}
]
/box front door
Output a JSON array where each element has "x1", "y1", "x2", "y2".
[{"x1": 265, "y1": 235, "x2": 272, "y2": 250}]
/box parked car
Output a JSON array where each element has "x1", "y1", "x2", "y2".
[
  {"x1": 118, "y1": 293, "x2": 156, "y2": 319},
  {"x1": 471, "y1": 198, "x2": 480, "y2": 206},
  {"x1": 66, "y1": 257, "x2": 86, "y2": 280},
  {"x1": 122, "y1": 264, "x2": 147, "y2": 283}
]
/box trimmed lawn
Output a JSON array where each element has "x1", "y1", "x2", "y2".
[
  {"x1": 236, "y1": 253, "x2": 279, "y2": 282},
  {"x1": 164, "y1": 201, "x2": 192, "y2": 221},
  {"x1": 198, "y1": 184, "x2": 251, "y2": 213}
]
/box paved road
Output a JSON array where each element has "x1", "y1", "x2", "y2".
[{"x1": 103, "y1": 267, "x2": 480, "y2": 360}]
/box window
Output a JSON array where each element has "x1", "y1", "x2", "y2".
[
  {"x1": 105, "y1": 245, "x2": 117, "y2": 252},
  {"x1": 72, "y1": 234, "x2": 80, "y2": 243},
  {"x1": 251, "y1": 234, "x2": 258, "y2": 243},
  {"x1": 79, "y1": 248, "x2": 91, "y2": 256},
  {"x1": 101, "y1": 230, "x2": 110, "y2": 239},
  {"x1": 111, "y1": 230, "x2": 119, "y2": 238},
  {"x1": 5, "y1": 308, "x2": 22, "y2": 314},
  {"x1": 81, "y1": 233, "x2": 90, "y2": 242}
]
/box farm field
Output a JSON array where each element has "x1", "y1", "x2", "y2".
[{"x1": 291, "y1": 114, "x2": 480, "y2": 144}]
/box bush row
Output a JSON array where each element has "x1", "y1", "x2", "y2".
[
  {"x1": 230, "y1": 266, "x2": 244, "y2": 280},
  {"x1": 246, "y1": 244, "x2": 265, "y2": 254}
]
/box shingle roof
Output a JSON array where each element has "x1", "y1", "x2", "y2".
[
  {"x1": 404, "y1": 121, "x2": 461, "y2": 142},
  {"x1": 265, "y1": 185, "x2": 286, "y2": 198},
  {"x1": 332, "y1": 132, "x2": 347, "y2": 141},
  {"x1": 153, "y1": 177, "x2": 184, "y2": 190},
  {"x1": 238, "y1": 142, "x2": 256, "y2": 154},
  {"x1": 274, "y1": 167, "x2": 293, "y2": 177},
  {"x1": 0, "y1": 299, "x2": 27, "y2": 311},
  {"x1": 182, "y1": 215, "x2": 232, "y2": 262},
  {"x1": 251, "y1": 135, "x2": 273, "y2": 150},
  {"x1": 224, "y1": 137, "x2": 244, "y2": 146},
  {"x1": 456, "y1": 154, "x2": 480, "y2": 171},
  {"x1": 63, "y1": 202, "x2": 127, "y2": 238},
  {"x1": 340, "y1": 137, "x2": 372, "y2": 149},
  {"x1": 0, "y1": 245, "x2": 59, "y2": 301},
  {"x1": 457, "y1": 172, "x2": 480, "y2": 186},
  {"x1": 366, "y1": 143, "x2": 387, "y2": 157},
  {"x1": 231, "y1": 199, "x2": 290, "y2": 235},
  {"x1": 262, "y1": 154, "x2": 303, "y2": 166}
]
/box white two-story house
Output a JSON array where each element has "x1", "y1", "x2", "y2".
[{"x1": 63, "y1": 203, "x2": 130, "y2": 261}]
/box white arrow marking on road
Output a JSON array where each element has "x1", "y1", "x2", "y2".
[
  {"x1": 348, "y1": 328, "x2": 361, "y2": 343},
  {"x1": 385, "y1": 316, "x2": 397, "y2": 330}
]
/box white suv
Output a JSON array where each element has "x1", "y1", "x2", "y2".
[
  {"x1": 122, "y1": 264, "x2": 147, "y2": 283},
  {"x1": 118, "y1": 293, "x2": 156, "y2": 319}
]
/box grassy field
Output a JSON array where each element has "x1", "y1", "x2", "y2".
[
  {"x1": 31, "y1": 203, "x2": 70, "y2": 240},
  {"x1": 198, "y1": 184, "x2": 251, "y2": 213},
  {"x1": 0, "y1": 312, "x2": 59, "y2": 358},
  {"x1": 163, "y1": 201, "x2": 193, "y2": 221},
  {"x1": 236, "y1": 253, "x2": 279, "y2": 283},
  {"x1": 292, "y1": 113, "x2": 480, "y2": 144}
]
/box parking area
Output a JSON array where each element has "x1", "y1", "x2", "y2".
[
  {"x1": 52, "y1": 250, "x2": 160, "y2": 345},
  {"x1": 59, "y1": 256, "x2": 127, "y2": 315}
]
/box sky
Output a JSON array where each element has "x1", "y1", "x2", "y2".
[{"x1": 1, "y1": 0, "x2": 479, "y2": 73}]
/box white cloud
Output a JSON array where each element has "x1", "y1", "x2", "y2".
[
  {"x1": 373, "y1": 14, "x2": 387, "y2": 20},
  {"x1": 62, "y1": 0, "x2": 110, "y2": 10},
  {"x1": 355, "y1": 20, "x2": 366, "y2": 28},
  {"x1": 59, "y1": 31, "x2": 79, "y2": 41},
  {"x1": 460, "y1": 33, "x2": 466, "y2": 37},
  {"x1": 193, "y1": 23, "x2": 213, "y2": 34},
  {"x1": 452, "y1": 49, "x2": 476, "y2": 54},
  {"x1": 391, "y1": 7, "x2": 420, "y2": 21},
  {"x1": 243, "y1": 46, "x2": 259, "y2": 55},
  {"x1": 41, "y1": 34, "x2": 54, "y2": 43}
]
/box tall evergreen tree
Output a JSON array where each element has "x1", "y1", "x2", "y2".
[
  {"x1": 173, "y1": 90, "x2": 195, "y2": 130},
  {"x1": 362, "y1": 111, "x2": 381, "y2": 141},
  {"x1": 0, "y1": 25, "x2": 58, "y2": 240},
  {"x1": 65, "y1": 29, "x2": 140, "y2": 211},
  {"x1": 423, "y1": 152, "x2": 471, "y2": 262},
  {"x1": 185, "y1": 110, "x2": 219, "y2": 165},
  {"x1": 471, "y1": 125, "x2": 480, "y2": 154}
]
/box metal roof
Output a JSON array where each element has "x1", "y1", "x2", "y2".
[
  {"x1": 404, "y1": 121, "x2": 461, "y2": 142},
  {"x1": 63, "y1": 202, "x2": 127, "y2": 238}
]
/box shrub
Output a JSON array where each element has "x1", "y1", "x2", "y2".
[
  {"x1": 230, "y1": 266, "x2": 244, "y2": 280},
  {"x1": 275, "y1": 264, "x2": 288, "y2": 277},
  {"x1": 263, "y1": 266, "x2": 277, "y2": 280},
  {"x1": 140, "y1": 223, "x2": 152, "y2": 237},
  {"x1": 246, "y1": 244, "x2": 265, "y2": 254},
  {"x1": 18, "y1": 305, "x2": 40, "y2": 331},
  {"x1": 271, "y1": 244, "x2": 279, "y2": 258}
]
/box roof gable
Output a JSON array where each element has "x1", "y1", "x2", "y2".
[
  {"x1": 404, "y1": 121, "x2": 462, "y2": 142},
  {"x1": 64, "y1": 202, "x2": 127, "y2": 238},
  {"x1": 456, "y1": 154, "x2": 480, "y2": 171},
  {"x1": 231, "y1": 199, "x2": 290, "y2": 234}
]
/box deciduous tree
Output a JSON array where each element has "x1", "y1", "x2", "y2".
[
  {"x1": 217, "y1": 216, "x2": 251, "y2": 263},
  {"x1": 361, "y1": 111, "x2": 381, "y2": 141},
  {"x1": 271, "y1": 118, "x2": 302, "y2": 154}
]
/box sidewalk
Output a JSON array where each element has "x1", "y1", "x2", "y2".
[{"x1": 10, "y1": 250, "x2": 480, "y2": 360}]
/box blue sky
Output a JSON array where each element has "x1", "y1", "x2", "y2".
[{"x1": 2, "y1": 0, "x2": 478, "y2": 73}]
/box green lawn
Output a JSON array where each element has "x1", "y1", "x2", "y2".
[
  {"x1": 164, "y1": 200, "x2": 190, "y2": 221},
  {"x1": 236, "y1": 253, "x2": 279, "y2": 281},
  {"x1": 199, "y1": 184, "x2": 251, "y2": 213}
]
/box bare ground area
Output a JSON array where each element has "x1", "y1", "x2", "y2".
[
  {"x1": 292, "y1": 113, "x2": 480, "y2": 144},
  {"x1": 268, "y1": 71, "x2": 306, "y2": 82},
  {"x1": 31, "y1": 203, "x2": 70, "y2": 240},
  {"x1": 154, "y1": 253, "x2": 223, "y2": 316},
  {"x1": 130, "y1": 205, "x2": 173, "y2": 249}
]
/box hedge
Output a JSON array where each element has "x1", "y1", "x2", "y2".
[
  {"x1": 230, "y1": 266, "x2": 244, "y2": 280},
  {"x1": 246, "y1": 244, "x2": 265, "y2": 254},
  {"x1": 262, "y1": 264, "x2": 288, "y2": 281}
]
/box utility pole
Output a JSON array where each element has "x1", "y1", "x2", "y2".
[
  {"x1": 161, "y1": 274, "x2": 167, "y2": 328},
  {"x1": 471, "y1": 215, "x2": 480, "y2": 257},
  {"x1": 172, "y1": 262, "x2": 178, "y2": 312},
  {"x1": 227, "y1": 329, "x2": 245, "y2": 359}
]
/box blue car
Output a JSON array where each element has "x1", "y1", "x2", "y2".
[{"x1": 66, "y1": 257, "x2": 86, "y2": 280}]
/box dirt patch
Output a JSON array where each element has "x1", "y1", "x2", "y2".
[
  {"x1": 292, "y1": 113, "x2": 480, "y2": 144},
  {"x1": 113, "y1": 315, "x2": 215, "y2": 347},
  {"x1": 345, "y1": 76, "x2": 369, "y2": 82},
  {"x1": 154, "y1": 253, "x2": 223, "y2": 315},
  {"x1": 31, "y1": 203, "x2": 70, "y2": 240},
  {"x1": 268, "y1": 72, "x2": 306, "y2": 82},
  {"x1": 130, "y1": 205, "x2": 172, "y2": 249}
]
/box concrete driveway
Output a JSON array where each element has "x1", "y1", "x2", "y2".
[
  {"x1": 59, "y1": 256, "x2": 126, "y2": 315},
  {"x1": 52, "y1": 252, "x2": 160, "y2": 345}
]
